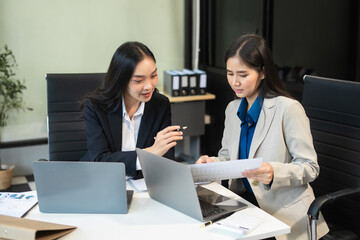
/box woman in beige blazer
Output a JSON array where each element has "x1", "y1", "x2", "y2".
[{"x1": 196, "y1": 34, "x2": 328, "y2": 240}]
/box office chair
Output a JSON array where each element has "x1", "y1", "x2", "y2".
[
  {"x1": 302, "y1": 75, "x2": 360, "y2": 240},
  {"x1": 46, "y1": 73, "x2": 105, "y2": 161}
]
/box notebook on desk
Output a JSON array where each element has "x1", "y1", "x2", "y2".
[
  {"x1": 136, "y1": 148, "x2": 247, "y2": 222},
  {"x1": 32, "y1": 161, "x2": 133, "y2": 214}
]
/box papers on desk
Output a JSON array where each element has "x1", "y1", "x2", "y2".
[
  {"x1": 214, "y1": 211, "x2": 263, "y2": 234},
  {"x1": 128, "y1": 178, "x2": 147, "y2": 192},
  {"x1": 0, "y1": 191, "x2": 38, "y2": 218},
  {"x1": 189, "y1": 158, "x2": 262, "y2": 183}
]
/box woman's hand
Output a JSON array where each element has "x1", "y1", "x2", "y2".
[
  {"x1": 242, "y1": 162, "x2": 274, "y2": 185},
  {"x1": 195, "y1": 155, "x2": 214, "y2": 164},
  {"x1": 145, "y1": 125, "x2": 183, "y2": 156}
]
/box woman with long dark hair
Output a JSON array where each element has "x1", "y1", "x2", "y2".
[
  {"x1": 81, "y1": 42, "x2": 183, "y2": 178},
  {"x1": 196, "y1": 34, "x2": 328, "y2": 239}
]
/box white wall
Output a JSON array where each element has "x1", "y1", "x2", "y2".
[
  {"x1": 0, "y1": 144, "x2": 49, "y2": 176},
  {"x1": 0, "y1": 0, "x2": 184, "y2": 142}
]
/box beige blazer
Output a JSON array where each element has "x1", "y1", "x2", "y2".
[{"x1": 213, "y1": 96, "x2": 329, "y2": 240}]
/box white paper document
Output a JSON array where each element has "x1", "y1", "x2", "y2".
[
  {"x1": 128, "y1": 178, "x2": 147, "y2": 192},
  {"x1": 0, "y1": 191, "x2": 38, "y2": 217},
  {"x1": 189, "y1": 158, "x2": 262, "y2": 183},
  {"x1": 215, "y1": 211, "x2": 263, "y2": 233}
]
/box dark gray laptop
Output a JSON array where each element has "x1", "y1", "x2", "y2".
[
  {"x1": 33, "y1": 161, "x2": 133, "y2": 214},
  {"x1": 136, "y1": 148, "x2": 247, "y2": 222}
]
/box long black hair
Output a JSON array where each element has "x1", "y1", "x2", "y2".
[
  {"x1": 224, "y1": 34, "x2": 292, "y2": 99},
  {"x1": 82, "y1": 41, "x2": 156, "y2": 111}
]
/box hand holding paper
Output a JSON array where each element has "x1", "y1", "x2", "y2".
[
  {"x1": 242, "y1": 162, "x2": 274, "y2": 185},
  {"x1": 189, "y1": 158, "x2": 262, "y2": 183}
]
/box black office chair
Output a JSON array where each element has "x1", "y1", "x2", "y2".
[
  {"x1": 302, "y1": 75, "x2": 360, "y2": 240},
  {"x1": 46, "y1": 73, "x2": 105, "y2": 161}
]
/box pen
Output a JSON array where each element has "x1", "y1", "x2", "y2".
[
  {"x1": 200, "y1": 211, "x2": 234, "y2": 228},
  {"x1": 154, "y1": 126, "x2": 188, "y2": 140},
  {"x1": 177, "y1": 126, "x2": 187, "y2": 131}
]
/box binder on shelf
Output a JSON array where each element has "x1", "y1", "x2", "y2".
[
  {"x1": 183, "y1": 69, "x2": 198, "y2": 95},
  {"x1": 193, "y1": 69, "x2": 207, "y2": 95},
  {"x1": 173, "y1": 70, "x2": 189, "y2": 96},
  {"x1": 163, "y1": 70, "x2": 180, "y2": 97}
]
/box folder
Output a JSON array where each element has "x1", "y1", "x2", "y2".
[
  {"x1": 193, "y1": 69, "x2": 207, "y2": 95},
  {"x1": 163, "y1": 70, "x2": 180, "y2": 97},
  {"x1": 0, "y1": 215, "x2": 76, "y2": 240},
  {"x1": 183, "y1": 69, "x2": 198, "y2": 95},
  {"x1": 173, "y1": 70, "x2": 189, "y2": 96}
]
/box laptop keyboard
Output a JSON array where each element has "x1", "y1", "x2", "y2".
[{"x1": 199, "y1": 199, "x2": 226, "y2": 218}]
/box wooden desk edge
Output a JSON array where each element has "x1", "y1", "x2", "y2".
[{"x1": 162, "y1": 92, "x2": 216, "y2": 103}]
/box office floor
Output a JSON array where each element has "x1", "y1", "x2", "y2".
[{"x1": 1, "y1": 175, "x2": 36, "y2": 192}]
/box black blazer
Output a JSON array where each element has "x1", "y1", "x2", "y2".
[{"x1": 80, "y1": 91, "x2": 174, "y2": 177}]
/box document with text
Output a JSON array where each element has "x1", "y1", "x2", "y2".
[
  {"x1": 215, "y1": 211, "x2": 263, "y2": 234},
  {"x1": 0, "y1": 191, "x2": 38, "y2": 217},
  {"x1": 189, "y1": 158, "x2": 262, "y2": 183}
]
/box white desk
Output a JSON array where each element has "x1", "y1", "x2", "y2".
[{"x1": 25, "y1": 182, "x2": 290, "y2": 240}]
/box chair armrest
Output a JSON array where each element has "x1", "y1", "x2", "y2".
[{"x1": 307, "y1": 187, "x2": 360, "y2": 220}]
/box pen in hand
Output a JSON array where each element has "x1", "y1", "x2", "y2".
[
  {"x1": 177, "y1": 126, "x2": 187, "y2": 131},
  {"x1": 154, "y1": 126, "x2": 187, "y2": 140},
  {"x1": 200, "y1": 211, "x2": 234, "y2": 228}
]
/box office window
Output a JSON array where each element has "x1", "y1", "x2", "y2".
[
  {"x1": 272, "y1": 0, "x2": 356, "y2": 81},
  {"x1": 197, "y1": 0, "x2": 359, "y2": 81},
  {"x1": 186, "y1": 0, "x2": 360, "y2": 156},
  {"x1": 212, "y1": 0, "x2": 263, "y2": 69}
]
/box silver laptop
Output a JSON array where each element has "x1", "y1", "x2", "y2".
[
  {"x1": 136, "y1": 148, "x2": 247, "y2": 222},
  {"x1": 33, "y1": 160, "x2": 133, "y2": 214}
]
